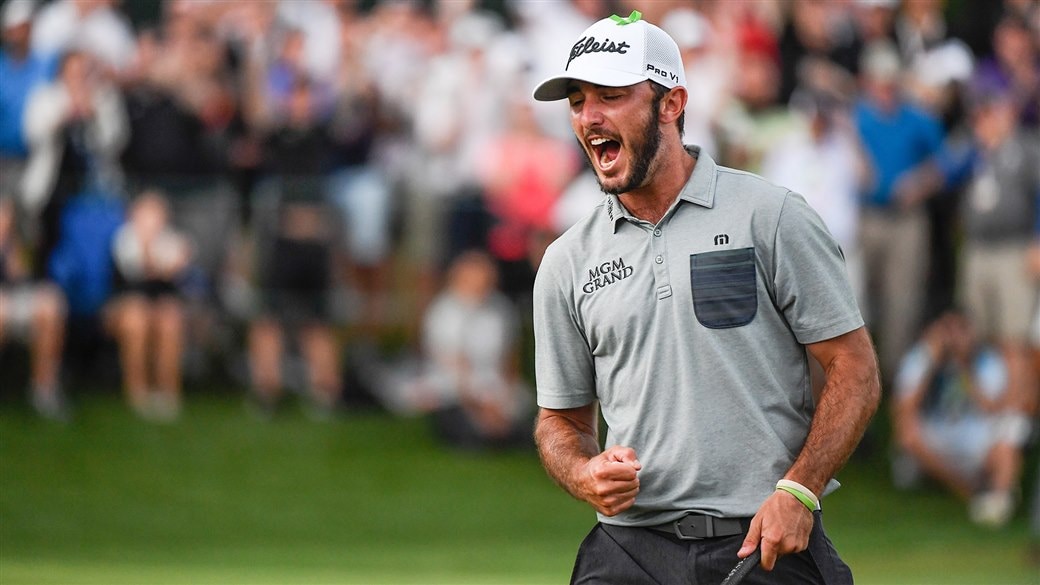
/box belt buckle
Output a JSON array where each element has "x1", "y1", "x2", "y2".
[{"x1": 672, "y1": 513, "x2": 712, "y2": 540}]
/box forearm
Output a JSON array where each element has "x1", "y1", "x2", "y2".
[
  {"x1": 788, "y1": 337, "x2": 881, "y2": 496},
  {"x1": 534, "y1": 408, "x2": 601, "y2": 500}
]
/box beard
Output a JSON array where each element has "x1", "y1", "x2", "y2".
[{"x1": 589, "y1": 108, "x2": 663, "y2": 195}]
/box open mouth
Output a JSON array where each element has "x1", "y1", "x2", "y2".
[{"x1": 589, "y1": 136, "x2": 622, "y2": 171}]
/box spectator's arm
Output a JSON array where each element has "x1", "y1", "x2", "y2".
[
  {"x1": 22, "y1": 86, "x2": 66, "y2": 149},
  {"x1": 20, "y1": 86, "x2": 69, "y2": 216},
  {"x1": 933, "y1": 137, "x2": 978, "y2": 190},
  {"x1": 893, "y1": 112, "x2": 949, "y2": 210},
  {"x1": 89, "y1": 86, "x2": 130, "y2": 159}
]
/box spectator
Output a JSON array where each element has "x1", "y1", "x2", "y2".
[
  {"x1": 777, "y1": 0, "x2": 860, "y2": 105},
  {"x1": 903, "y1": 39, "x2": 976, "y2": 323},
  {"x1": 0, "y1": 0, "x2": 54, "y2": 214},
  {"x1": 247, "y1": 78, "x2": 342, "y2": 419},
  {"x1": 373, "y1": 251, "x2": 532, "y2": 450},
  {"x1": 0, "y1": 195, "x2": 68, "y2": 420},
  {"x1": 894, "y1": 0, "x2": 950, "y2": 64},
  {"x1": 425, "y1": 252, "x2": 532, "y2": 449},
  {"x1": 257, "y1": 27, "x2": 334, "y2": 123},
  {"x1": 892, "y1": 312, "x2": 1034, "y2": 527},
  {"x1": 761, "y1": 87, "x2": 866, "y2": 306},
  {"x1": 120, "y1": 11, "x2": 238, "y2": 292},
  {"x1": 854, "y1": 40, "x2": 944, "y2": 383},
  {"x1": 324, "y1": 17, "x2": 394, "y2": 338},
  {"x1": 973, "y1": 13, "x2": 1040, "y2": 128},
  {"x1": 476, "y1": 98, "x2": 579, "y2": 301},
  {"x1": 717, "y1": 17, "x2": 798, "y2": 173},
  {"x1": 103, "y1": 190, "x2": 190, "y2": 421},
  {"x1": 935, "y1": 83, "x2": 1040, "y2": 423},
  {"x1": 272, "y1": 0, "x2": 340, "y2": 88},
  {"x1": 406, "y1": 9, "x2": 510, "y2": 262},
  {"x1": 852, "y1": 0, "x2": 898, "y2": 47},
  {"x1": 660, "y1": 6, "x2": 733, "y2": 157},
  {"x1": 402, "y1": 10, "x2": 509, "y2": 338},
  {"x1": 21, "y1": 48, "x2": 128, "y2": 273}
]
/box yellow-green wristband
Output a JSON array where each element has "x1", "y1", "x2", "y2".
[{"x1": 775, "y1": 479, "x2": 820, "y2": 511}]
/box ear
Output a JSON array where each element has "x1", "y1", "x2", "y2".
[{"x1": 659, "y1": 86, "x2": 688, "y2": 127}]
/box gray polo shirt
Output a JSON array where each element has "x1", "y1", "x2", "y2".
[{"x1": 534, "y1": 148, "x2": 863, "y2": 526}]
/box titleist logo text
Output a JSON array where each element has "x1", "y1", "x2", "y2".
[{"x1": 568, "y1": 36, "x2": 631, "y2": 69}]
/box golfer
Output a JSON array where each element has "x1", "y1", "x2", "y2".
[{"x1": 531, "y1": 12, "x2": 881, "y2": 584}]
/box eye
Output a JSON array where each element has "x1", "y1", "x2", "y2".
[
  {"x1": 603, "y1": 94, "x2": 622, "y2": 101},
  {"x1": 569, "y1": 98, "x2": 584, "y2": 111}
]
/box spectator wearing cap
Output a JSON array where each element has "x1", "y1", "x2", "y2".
[
  {"x1": 716, "y1": 17, "x2": 801, "y2": 175},
  {"x1": 854, "y1": 40, "x2": 945, "y2": 385},
  {"x1": 0, "y1": 0, "x2": 55, "y2": 209}
]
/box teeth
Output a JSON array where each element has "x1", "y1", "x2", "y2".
[{"x1": 590, "y1": 137, "x2": 609, "y2": 146}]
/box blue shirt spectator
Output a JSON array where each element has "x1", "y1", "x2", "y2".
[
  {"x1": 0, "y1": 0, "x2": 55, "y2": 158},
  {"x1": 855, "y1": 98, "x2": 944, "y2": 208}
]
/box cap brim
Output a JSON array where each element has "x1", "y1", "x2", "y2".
[{"x1": 532, "y1": 69, "x2": 649, "y2": 101}]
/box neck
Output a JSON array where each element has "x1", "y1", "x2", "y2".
[{"x1": 618, "y1": 139, "x2": 696, "y2": 225}]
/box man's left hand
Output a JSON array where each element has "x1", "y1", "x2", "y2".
[{"x1": 736, "y1": 490, "x2": 814, "y2": 571}]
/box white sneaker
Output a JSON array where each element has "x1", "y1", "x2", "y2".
[
  {"x1": 148, "y1": 391, "x2": 182, "y2": 423},
  {"x1": 970, "y1": 491, "x2": 1014, "y2": 528},
  {"x1": 30, "y1": 386, "x2": 70, "y2": 423}
]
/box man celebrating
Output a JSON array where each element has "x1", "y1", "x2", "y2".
[{"x1": 531, "y1": 12, "x2": 880, "y2": 584}]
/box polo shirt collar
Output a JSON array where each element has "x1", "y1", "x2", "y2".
[{"x1": 604, "y1": 145, "x2": 717, "y2": 233}]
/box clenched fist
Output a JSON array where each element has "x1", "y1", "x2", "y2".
[{"x1": 577, "y1": 445, "x2": 642, "y2": 516}]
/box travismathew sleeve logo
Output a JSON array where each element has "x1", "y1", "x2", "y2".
[
  {"x1": 582, "y1": 257, "x2": 634, "y2": 294},
  {"x1": 567, "y1": 36, "x2": 631, "y2": 69}
]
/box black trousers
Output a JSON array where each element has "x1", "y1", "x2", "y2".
[{"x1": 571, "y1": 511, "x2": 852, "y2": 585}]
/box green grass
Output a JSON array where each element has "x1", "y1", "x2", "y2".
[{"x1": 1, "y1": 393, "x2": 1036, "y2": 584}]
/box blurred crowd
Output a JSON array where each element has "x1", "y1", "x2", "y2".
[{"x1": 0, "y1": 0, "x2": 1038, "y2": 528}]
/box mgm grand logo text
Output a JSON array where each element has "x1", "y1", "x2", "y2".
[{"x1": 582, "y1": 257, "x2": 634, "y2": 294}]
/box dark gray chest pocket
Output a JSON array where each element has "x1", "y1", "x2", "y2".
[{"x1": 690, "y1": 247, "x2": 758, "y2": 329}]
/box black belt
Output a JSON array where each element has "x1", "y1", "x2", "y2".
[{"x1": 647, "y1": 513, "x2": 752, "y2": 540}]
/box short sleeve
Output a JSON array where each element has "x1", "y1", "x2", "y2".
[
  {"x1": 533, "y1": 243, "x2": 597, "y2": 409},
  {"x1": 771, "y1": 192, "x2": 864, "y2": 344}
]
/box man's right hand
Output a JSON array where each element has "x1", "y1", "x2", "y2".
[{"x1": 578, "y1": 445, "x2": 642, "y2": 516}]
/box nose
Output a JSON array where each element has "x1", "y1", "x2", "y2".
[{"x1": 574, "y1": 98, "x2": 605, "y2": 132}]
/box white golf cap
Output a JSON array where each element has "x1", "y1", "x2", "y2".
[{"x1": 532, "y1": 11, "x2": 686, "y2": 102}]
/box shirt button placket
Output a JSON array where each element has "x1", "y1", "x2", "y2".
[{"x1": 651, "y1": 226, "x2": 672, "y2": 299}]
